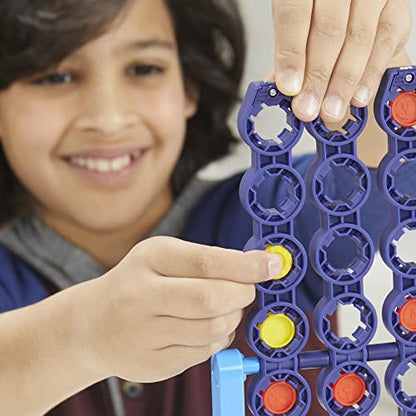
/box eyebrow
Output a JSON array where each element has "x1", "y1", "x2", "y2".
[{"x1": 123, "y1": 39, "x2": 176, "y2": 53}]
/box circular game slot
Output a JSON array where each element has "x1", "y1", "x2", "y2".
[
  {"x1": 315, "y1": 295, "x2": 377, "y2": 353},
  {"x1": 246, "y1": 304, "x2": 308, "y2": 361},
  {"x1": 312, "y1": 156, "x2": 370, "y2": 214},
  {"x1": 395, "y1": 157, "x2": 416, "y2": 205},
  {"x1": 305, "y1": 105, "x2": 367, "y2": 145},
  {"x1": 241, "y1": 166, "x2": 305, "y2": 225},
  {"x1": 384, "y1": 290, "x2": 416, "y2": 344},
  {"x1": 318, "y1": 362, "x2": 379, "y2": 416},
  {"x1": 245, "y1": 235, "x2": 307, "y2": 294},
  {"x1": 248, "y1": 371, "x2": 311, "y2": 416},
  {"x1": 385, "y1": 221, "x2": 416, "y2": 276},
  {"x1": 311, "y1": 225, "x2": 373, "y2": 284},
  {"x1": 327, "y1": 235, "x2": 357, "y2": 270},
  {"x1": 399, "y1": 360, "x2": 416, "y2": 397},
  {"x1": 386, "y1": 354, "x2": 416, "y2": 412},
  {"x1": 250, "y1": 103, "x2": 293, "y2": 145},
  {"x1": 383, "y1": 152, "x2": 416, "y2": 208},
  {"x1": 239, "y1": 84, "x2": 303, "y2": 155}
]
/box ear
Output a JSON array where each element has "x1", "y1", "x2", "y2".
[{"x1": 184, "y1": 80, "x2": 200, "y2": 119}]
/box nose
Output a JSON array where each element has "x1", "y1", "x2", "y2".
[{"x1": 75, "y1": 83, "x2": 139, "y2": 136}]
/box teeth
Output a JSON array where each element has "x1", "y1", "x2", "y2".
[{"x1": 69, "y1": 152, "x2": 140, "y2": 173}]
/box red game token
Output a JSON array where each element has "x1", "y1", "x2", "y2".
[
  {"x1": 263, "y1": 381, "x2": 297, "y2": 414},
  {"x1": 333, "y1": 372, "x2": 366, "y2": 407},
  {"x1": 398, "y1": 298, "x2": 416, "y2": 332},
  {"x1": 390, "y1": 91, "x2": 416, "y2": 128}
]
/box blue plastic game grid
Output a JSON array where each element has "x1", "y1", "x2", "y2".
[{"x1": 211, "y1": 65, "x2": 416, "y2": 416}]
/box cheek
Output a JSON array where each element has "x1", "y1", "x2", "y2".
[
  {"x1": 144, "y1": 87, "x2": 189, "y2": 148},
  {"x1": 0, "y1": 105, "x2": 67, "y2": 185},
  {"x1": 2, "y1": 100, "x2": 66, "y2": 155}
]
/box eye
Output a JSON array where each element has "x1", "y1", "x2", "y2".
[
  {"x1": 127, "y1": 64, "x2": 163, "y2": 77},
  {"x1": 33, "y1": 72, "x2": 74, "y2": 86}
]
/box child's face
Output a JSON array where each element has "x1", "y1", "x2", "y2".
[{"x1": 0, "y1": 0, "x2": 197, "y2": 236}]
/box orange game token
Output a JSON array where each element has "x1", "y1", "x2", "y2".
[
  {"x1": 390, "y1": 91, "x2": 416, "y2": 128},
  {"x1": 263, "y1": 381, "x2": 297, "y2": 414},
  {"x1": 398, "y1": 298, "x2": 416, "y2": 332},
  {"x1": 333, "y1": 372, "x2": 366, "y2": 407}
]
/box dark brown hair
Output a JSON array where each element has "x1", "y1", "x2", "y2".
[{"x1": 0, "y1": 0, "x2": 246, "y2": 222}]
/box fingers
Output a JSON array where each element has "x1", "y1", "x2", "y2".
[
  {"x1": 271, "y1": 0, "x2": 313, "y2": 95},
  {"x1": 291, "y1": 0, "x2": 352, "y2": 121},
  {"x1": 140, "y1": 236, "x2": 283, "y2": 284},
  {"x1": 281, "y1": 0, "x2": 411, "y2": 123},
  {"x1": 153, "y1": 310, "x2": 243, "y2": 348},
  {"x1": 150, "y1": 275, "x2": 255, "y2": 319},
  {"x1": 351, "y1": 0, "x2": 412, "y2": 108},
  {"x1": 156, "y1": 333, "x2": 236, "y2": 379},
  {"x1": 320, "y1": 0, "x2": 384, "y2": 122}
]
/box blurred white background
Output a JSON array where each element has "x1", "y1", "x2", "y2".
[{"x1": 200, "y1": 3, "x2": 416, "y2": 415}]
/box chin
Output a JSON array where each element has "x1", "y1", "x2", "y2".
[{"x1": 83, "y1": 213, "x2": 143, "y2": 234}]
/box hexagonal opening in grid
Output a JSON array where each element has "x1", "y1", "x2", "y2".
[
  {"x1": 399, "y1": 362, "x2": 416, "y2": 397},
  {"x1": 327, "y1": 235, "x2": 357, "y2": 270},
  {"x1": 255, "y1": 170, "x2": 290, "y2": 210},
  {"x1": 322, "y1": 165, "x2": 356, "y2": 203},
  {"x1": 250, "y1": 103, "x2": 292, "y2": 145},
  {"x1": 395, "y1": 227, "x2": 416, "y2": 264},
  {"x1": 337, "y1": 303, "x2": 364, "y2": 339},
  {"x1": 394, "y1": 155, "x2": 416, "y2": 202}
]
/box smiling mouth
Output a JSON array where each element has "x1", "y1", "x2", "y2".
[{"x1": 66, "y1": 149, "x2": 144, "y2": 173}]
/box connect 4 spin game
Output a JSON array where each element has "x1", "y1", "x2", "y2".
[{"x1": 211, "y1": 65, "x2": 416, "y2": 416}]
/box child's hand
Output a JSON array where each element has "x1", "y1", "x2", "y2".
[
  {"x1": 270, "y1": 0, "x2": 412, "y2": 124},
  {"x1": 87, "y1": 236, "x2": 282, "y2": 382}
]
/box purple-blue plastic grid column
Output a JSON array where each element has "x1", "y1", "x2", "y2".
[
  {"x1": 374, "y1": 65, "x2": 416, "y2": 416},
  {"x1": 239, "y1": 82, "x2": 312, "y2": 416},
  {"x1": 304, "y1": 103, "x2": 381, "y2": 415}
]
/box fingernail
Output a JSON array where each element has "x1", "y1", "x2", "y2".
[
  {"x1": 354, "y1": 85, "x2": 371, "y2": 105},
  {"x1": 323, "y1": 95, "x2": 345, "y2": 120},
  {"x1": 297, "y1": 93, "x2": 319, "y2": 118},
  {"x1": 277, "y1": 69, "x2": 302, "y2": 95},
  {"x1": 268, "y1": 255, "x2": 283, "y2": 279}
]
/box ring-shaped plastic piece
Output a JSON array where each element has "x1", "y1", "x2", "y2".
[
  {"x1": 245, "y1": 303, "x2": 309, "y2": 361},
  {"x1": 248, "y1": 371, "x2": 311, "y2": 416},
  {"x1": 314, "y1": 295, "x2": 377, "y2": 353},
  {"x1": 385, "y1": 354, "x2": 416, "y2": 411},
  {"x1": 383, "y1": 289, "x2": 416, "y2": 345},
  {"x1": 381, "y1": 220, "x2": 416, "y2": 277},
  {"x1": 237, "y1": 81, "x2": 304, "y2": 156},
  {"x1": 374, "y1": 66, "x2": 416, "y2": 139},
  {"x1": 305, "y1": 105, "x2": 367, "y2": 146},
  {"x1": 244, "y1": 234, "x2": 307, "y2": 294},
  {"x1": 317, "y1": 362, "x2": 379, "y2": 416},
  {"x1": 378, "y1": 150, "x2": 416, "y2": 209},
  {"x1": 308, "y1": 155, "x2": 370, "y2": 215},
  {"x1": 240, "y1": 165, "x2": 305, "y2": 226},
  {"x1": 310, "y1": 225, "x2": 374, "y2": 284}
]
